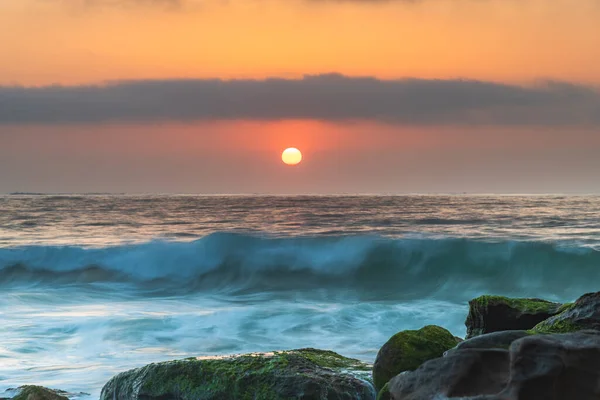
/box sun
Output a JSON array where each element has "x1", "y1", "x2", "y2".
[{"x1": 281, "y1": 148, "x2": 302, "y2": 165}]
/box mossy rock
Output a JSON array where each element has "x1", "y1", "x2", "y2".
[
  {"x1": 372, "y1": 325, "x2": 459, "y2": 392},
  {"x1": 375, "y1": 382, "x2": 391, "y2": 400},
  {"x1": 465, "y1": 295, "x2": 562, "y2": 339},
  {"x1": 556, "y1": 302, "x2": 575, "y2": 314},
  {"x1": 8, "y1": 386, "x2": 69, "y2": 400},
  {"x1": 531, "y1": 292, "x2": 600, "y2": 334},
  {"x1": 100, "y1": 348, "x2": 375, "y2": 400}
]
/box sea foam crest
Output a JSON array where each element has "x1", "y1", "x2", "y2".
[{"x1": 1, "y1": 233, "x2": 599, "y2": 299}]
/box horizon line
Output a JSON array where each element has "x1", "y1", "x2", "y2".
[{"x1": 3, "y1": 192, "x2": 600, "y2": 197}]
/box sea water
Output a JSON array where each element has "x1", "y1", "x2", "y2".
[{"x1": 1, "y1": 195, "x2": 599, "y2": 397}]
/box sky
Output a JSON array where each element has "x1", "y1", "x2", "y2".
[{"x1": 1, "y1": 0, "x2": 599, "y2": 194}]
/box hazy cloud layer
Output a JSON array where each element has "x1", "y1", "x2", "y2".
[{"x1": 1, "y1": 74, "x2": 599, "y2": 126}]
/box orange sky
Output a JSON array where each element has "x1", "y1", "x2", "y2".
[
  {"x1": 2, "y1": 121, "x2": 599, "y2": 193},
  {"x1": 2, "y1": 0, "x2": 600, "y2": 193},
  {"x1": 2, "y1": 0, "x2": 600, "y2": 85}
]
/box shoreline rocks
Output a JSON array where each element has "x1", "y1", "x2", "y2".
[
  {"x1": 389, "y1": 347, "x2": 510, "y2": 399},
  {"x1": 372, "y1": 325, "x2": 460, "y2": 392},
  {"x1": 1, "y1": 386, "x2": 70, "y2": 400},
  {"x1": 465, "y1": 295, "x2": 562, "y2": 339},
  {"x1": 388, "y1": 330, "x2": 600, "y2": 399},
  {"x1": 384, "y1": 291, "x2": 600, "y2": 399},
  {"x1": 532, "y1": 292, "x2": 600, "y2": 334},
  {"x1": 100, "y1": 348, "x2": 375, "y2": 400}
]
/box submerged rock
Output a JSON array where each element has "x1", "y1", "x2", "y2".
[
  {"x1": 100, "y1": 348, "x2": 375, "y2": 400},
  {"x1": 2, "y1": 386, "x2": 70, "y2": 400},
  {"x1": 465, "y1": 295, "x2": 562, "y2": 339},
  {"x1": 532, "y1": 291, "x2": 600, "y2": 334},
  {"x1": 388, "y1": 330, "x2": 600, "y2": 400},
  {"x1": 372, "y1": 325, "x2": 459, "y2": 392}
]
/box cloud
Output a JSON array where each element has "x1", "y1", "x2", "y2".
[{"x1": 1, "y1": 74, "x2": 599, "y2": 126}]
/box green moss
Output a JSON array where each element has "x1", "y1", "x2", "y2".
[
  {"x1": 285, "y1": 348, "x2": 371, "y2": 371},
  {"x1": 530, "y1": 318, "x2": 580, "y2": 334},
  {"x1": 556, "y1": 302, "x2": 575, "y2": 314},
  {"x1": 12, "y1": 386, "x2": 69, "y2": 400},
  {"x1": 372, "y1": 325, "x2": 458, "y2": 391},
  {"x1": 528, "y1": 300, "x2": 584, "y2": 334},
  {"x1": 471, "y1": 296, "x2": 559, "y2": 314},
  {"x1": 140, "y1": 354, "x2": 291, "y2": 399},
  {"x1": 376, "y1": 382, "x2": 391, "y2": 400}
]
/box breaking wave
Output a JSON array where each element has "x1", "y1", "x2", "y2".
[{"x1": 1, "y1": 233, "x2": 599, "y2": 300}]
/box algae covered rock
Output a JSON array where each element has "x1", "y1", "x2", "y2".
[
  {"x1": 372, "y1": 325, "x2": 459, "y2": 392},
  {"x1": 465, "y1": 295, "x2": 562, "y2": 339},
  {"x1": 375, "y1": 382, "x2": 391, "y2": 400},
  {"x1": 100, "y1": 348, "x2": 375, "y2": 400},
  {"x1": 531, "y1": 291, "x2": 600, "y2": 334},
  {"x1": 6, "y1": 386, "x2": 70, "y2": 400}
]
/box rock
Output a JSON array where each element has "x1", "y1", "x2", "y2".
[
  {"x1": 388, "y1": 348, "x2": 510, "y2": 399},
  {"x1": 531, "y1": 292, "x2": 600, "y2": 334},
  {"x1": 388, "y1": 331, "x2": 600, "y2": 400},
  {"x1": 376, "y1": 383, "x2": 391, "y2": 400},
  {"x1": 372, "y1": 325, "x2": 459, "y2": 392},
  {"x1": 100, "y1": 348, "x2": 375, "y2": 400},
  {"x1": 502, "y1": 331, "x2": 600, "y2": 399},
  {"x1": 4, "y1": 386, "x2": 70, "y2": 400},
  {"x1": 445, "y1": 330, "x2": 532, "y2": 356},
  {"x1": 465, "y1": 295, "x2": 562, "y2": 339}
]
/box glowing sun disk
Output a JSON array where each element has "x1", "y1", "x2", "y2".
[{"x1": 282, "y1": 148, "x2": 302, "y2": 165}]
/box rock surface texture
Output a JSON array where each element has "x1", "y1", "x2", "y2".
[
  {"x1": 465, "y1": 295, "x2": 562, "y2": 339},
  {"x1": 446, "y1": 330, "x2": 531, "y2": 356},
  {"x1": 532, "y1": 291, "x2": 600, "y2": 334},
  {"x1": 388, "y1": 330, "x2": 600, "y2": 400},
  {"x1": 100, "y1": 348, "x2": 375, "y2": 400},
  {"x1": 372, "y1": 325, "x2": 459, "y2": 392}
]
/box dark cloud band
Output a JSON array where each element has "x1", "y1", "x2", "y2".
[{"x1": 1, "y1": 74, "x2": 599, "y2": 126}]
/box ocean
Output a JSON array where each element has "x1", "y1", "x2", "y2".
[{"x1": 1, "y1": 194, "x2": 599, "y2": 398}]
